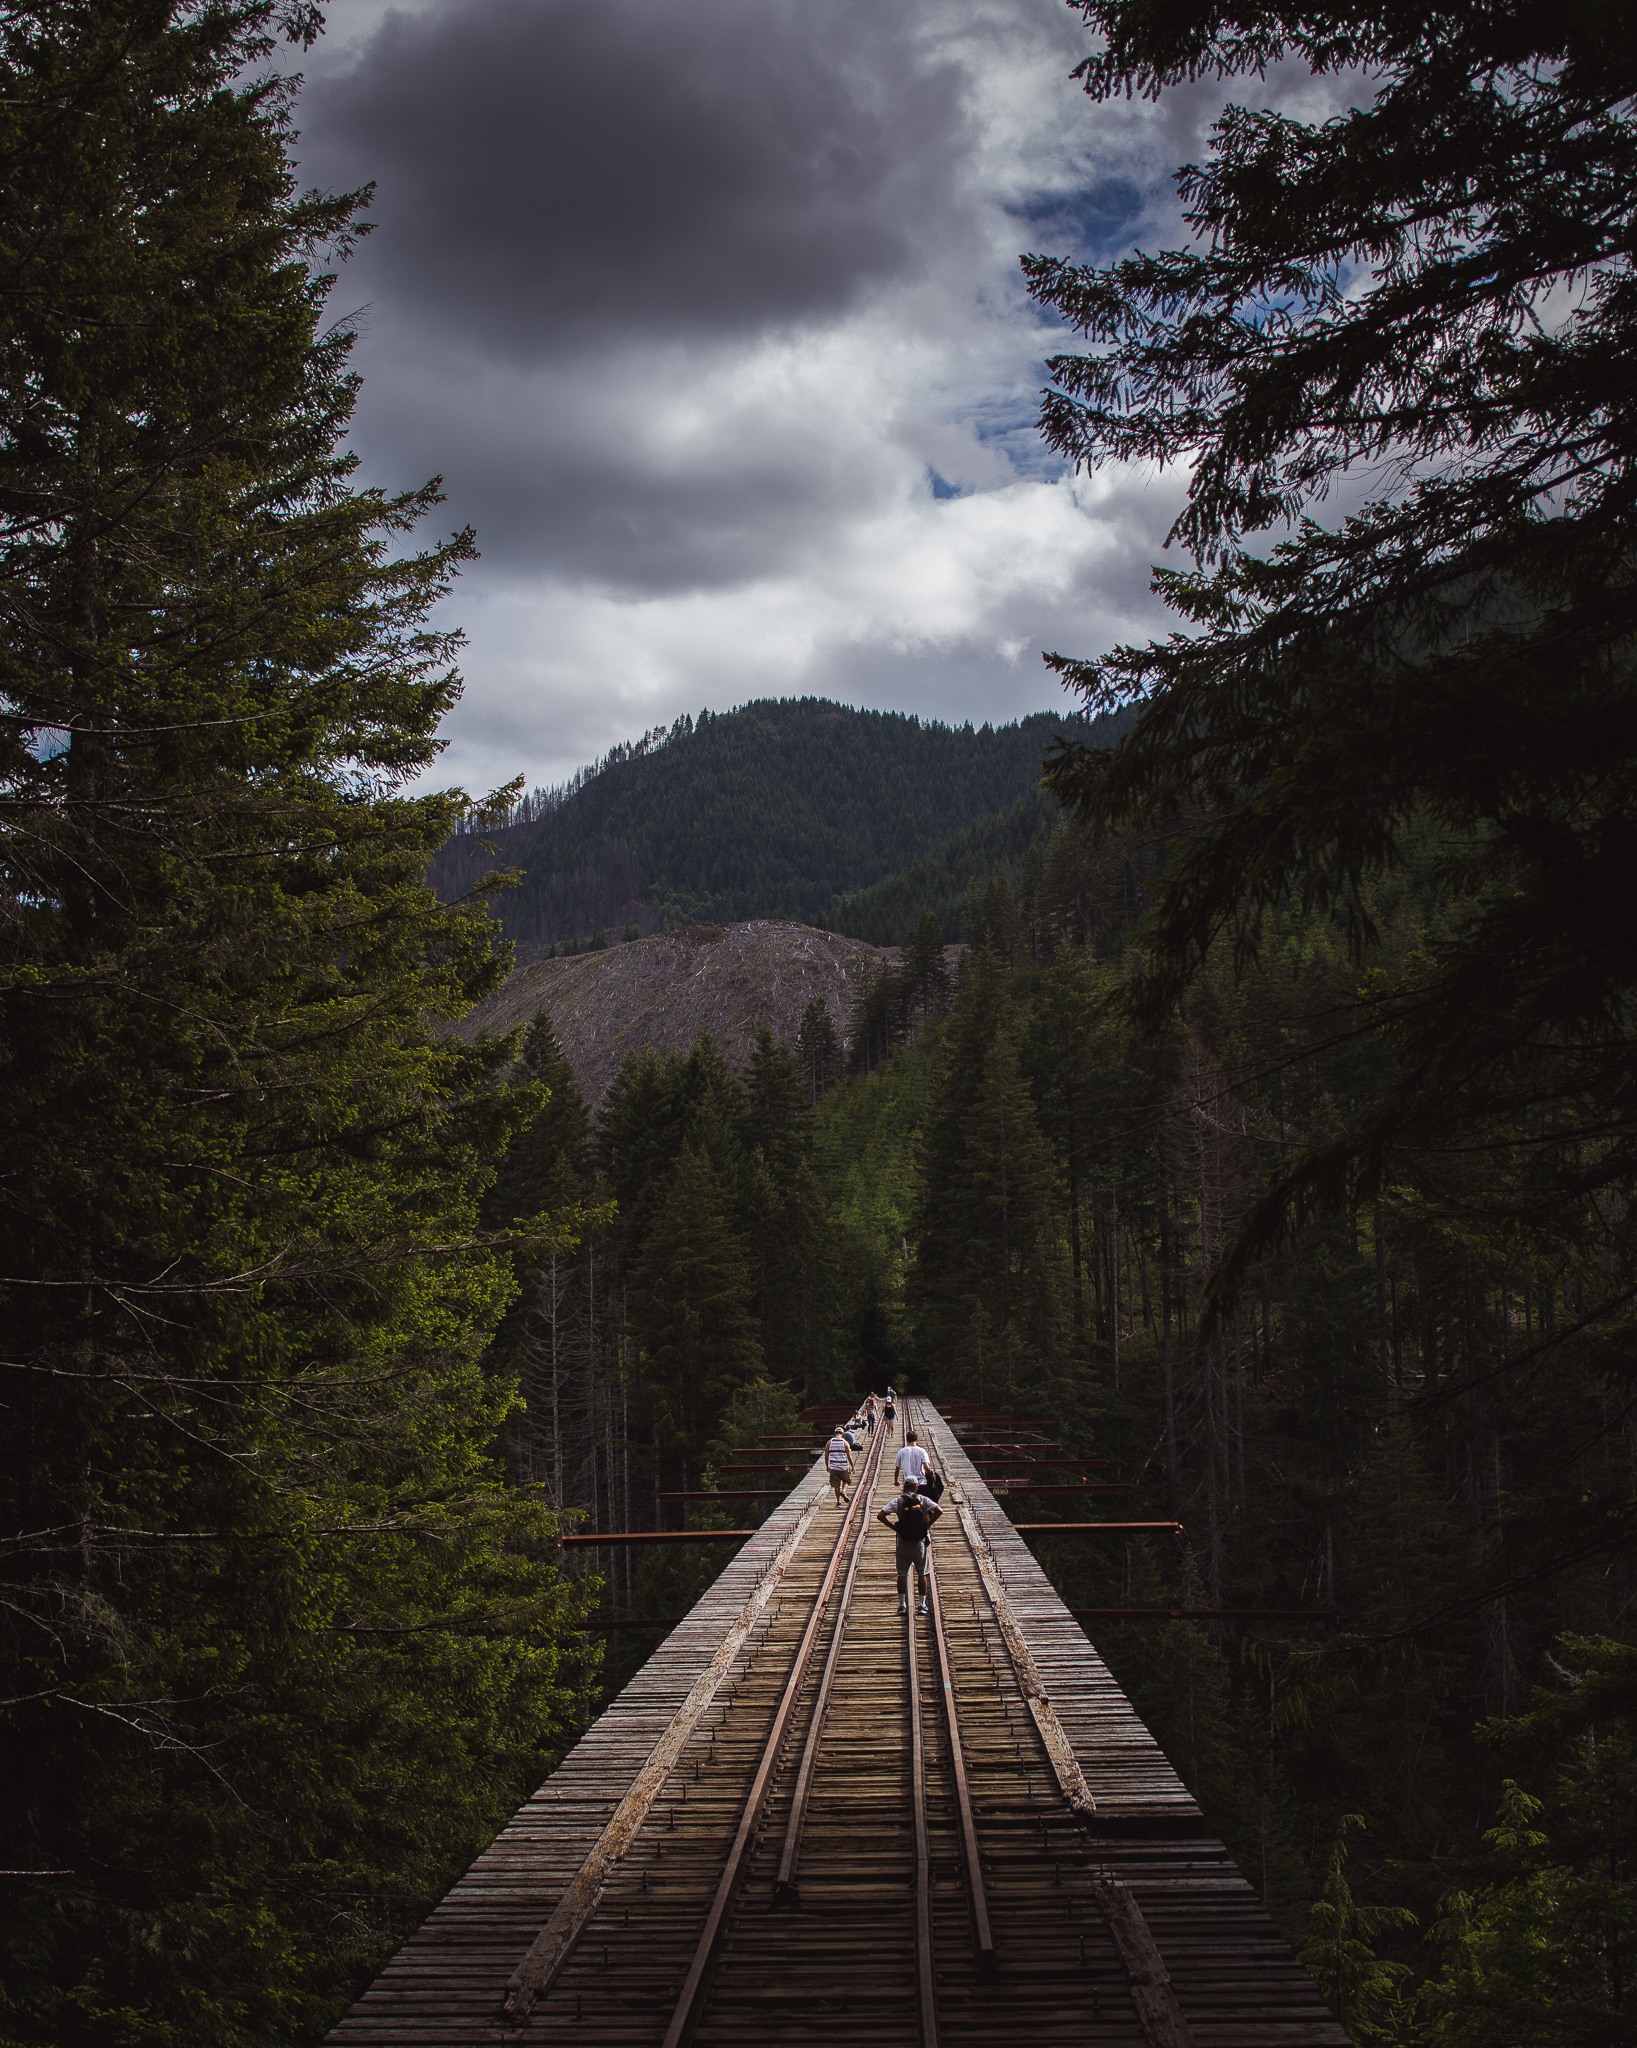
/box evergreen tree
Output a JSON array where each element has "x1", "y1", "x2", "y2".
[
  {"x1": 797, "y1": 992, "x2": 843, "y2": 1100},
  {"x1": 627, "y1": 1144, "x2": 762, "y2": 1469},
  {"x1": 597, "y1": 1046, "x2": 681, "y2": 1237},
  {"x1": 484, "y1": 1011, "x2": 592, "y2": 1228},
  {"x1": 909, "y1": 948, "x2": 1022, "y2": 1393},
  {"x1": 0, "y1": 6, "x2": 590, "y2": 2040},
  {"x1": 737, "y1": 1024, "x2": 842, "y2": 1396},
  {"x1": 1296, "y1": 1818, "x2": 1416, "y2": 2044},
  {"x1": 1028, "y1": 0, "x2": 1637, "y2": 1300},
  {"x1": 1024, "y1": 947, "x2": 1140, "y2": 1375},
  {"x1": 953, "y1": 1025, "x2": 1062, "y2": 1405},
  {"x1": 740, "y1": 1020, "x2": 810, "y2": 1184},
  {"x1": 481, "y1": 1017, "x2": 606, "y2": 1499},
  {"x1": 847, "y1": 955, "x2": 901, "y2": 1076},
  {"x1": 899, "y1": 906, "x2": 951, "y2": 1026}
]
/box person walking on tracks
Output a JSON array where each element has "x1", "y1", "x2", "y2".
[
  {"x1": 894, "y1": 1426, "x2": 934, "y2": 1496},
  {"x1": 879, "y1": 1479, "x2": 941, "y2": 1615},
  {"x1": 882, "y1": 1387, "x2": 897, "y2": 1439},
  {"x1": 824, "y1": 1425, "x2": 854, "y2": 1507}
]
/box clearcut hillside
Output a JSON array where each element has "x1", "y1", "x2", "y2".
[{"x1": 454, "y1": 920, "x2": 886, "y2": 1106}]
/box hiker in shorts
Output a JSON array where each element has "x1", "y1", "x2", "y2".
[
  {"x1": 824, "y1": 1426, "x2": 853, "y2": 1507},
  {"x1": 878, "y1": 1479, "x2": 941, "y2": 1615},
  {"x1": 882, "y1": 1388, "x2": 897, "y2": 1439},
  {"x1": 894, "y1": 1427, "x2": 934, "y2": 1496}
]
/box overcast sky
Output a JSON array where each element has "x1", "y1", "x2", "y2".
[{"x1": 295, "y1": 0, "x2": 1239, "y2": 799}]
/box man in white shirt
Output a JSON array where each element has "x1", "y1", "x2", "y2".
[{"x1": 894, "y1": 1429, "x2": 931, "y2": 1492}]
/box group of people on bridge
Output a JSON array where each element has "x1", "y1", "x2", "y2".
[{"x1": 823, "y1": 1391, "x2": 944, "y2": 1618}]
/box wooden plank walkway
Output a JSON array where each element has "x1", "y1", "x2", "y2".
[{"x1": 326, "y1": 1404, "x2": 1346, "y2": 2048}]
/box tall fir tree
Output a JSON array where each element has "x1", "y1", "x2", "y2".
[
  {"x1": 627, "y1": 1144, "x2": 762, "y2": 1473},
  {"x1": 796, "y1": 993, "x2": 843, "y2": 1101},
  {"x1": 0, "y1": 8, "x2": 591, "y2": 2041}
]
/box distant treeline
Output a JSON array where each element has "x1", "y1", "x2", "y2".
[{"x1": 427, "y1": 697, "x2": 1130, "y2": 946}]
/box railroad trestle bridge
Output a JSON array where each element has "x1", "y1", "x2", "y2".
[{"x1": 329, "y1": 1401, "x2": 1345, "y2": 2048}]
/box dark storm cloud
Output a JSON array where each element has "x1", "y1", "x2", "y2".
[
  {"x1": 302, "y1": 0, "x2": 974, "y2": 356},
  {"x1": 340, "y1": 336, "x2": 898, "y2": 589},
  {"x1": 284, "y1": 0, "x2": 1216, "y2": 797}
]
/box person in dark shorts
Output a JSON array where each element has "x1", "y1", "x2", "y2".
[
  {"x1": 882, "y1": 1391, "x2": 896, "y2": 1438},
  {"x1": 878, "y1": 1480, "x2": 941, "y2": 1615}
]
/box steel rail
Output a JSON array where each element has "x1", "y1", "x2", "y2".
[
  {"x1": 909, "y1": 1392, "x2": 999, "y2": 1998},
  {"x1": 910, "y1": 1397, "x2": 997, "y2": 1975},
  {"x1": 660, "y1": 1419, "x2": 888, "y2": 2048},
  {"x1": 906, "y1": 1502, "x2": 939, "y2": 2048},
  {"x1": 770, "y1": 1426, "x2": 879, "y2": 1907}
]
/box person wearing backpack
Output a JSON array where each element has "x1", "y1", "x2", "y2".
[{"x1": 878, "y1": 1480, "x2": 942, "y2": 1616}]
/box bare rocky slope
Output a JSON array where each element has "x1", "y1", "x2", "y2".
[{"x1": 453, "y1": 920, "x2": 887, "y2": 1105}]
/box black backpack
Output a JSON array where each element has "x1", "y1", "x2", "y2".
[
  {"x1": 923, "y1": 1468, "x2": 945, "y2": 1502},
  {"x1": 897, "y1": 1499, "x2": 933, "y2": 1541}
]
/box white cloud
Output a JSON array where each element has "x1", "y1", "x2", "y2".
[{"x1": 297, "y1": 0, "x2": 1211, "y2": 797}]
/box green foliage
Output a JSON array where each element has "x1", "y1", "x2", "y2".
[
  {"x1": 828, "y1": 788, "x2": 1057, "y2": 944},
  {"x1": 797, "y1": 993, "x2": 843, "y2": 1101},
  {"x1": 433, "y1": 700, "x2": 1127, "y2": 945},
  {"x1": 629, "y1": 1144, "x2": 764, "y2": 1455},
  {"x1": 0, "y1": 6, "x2": 595, "y2": 2041},
  {"x1": 1298, "y1": 1818, "x2": 1417, "y2": 2043},
  {"x1": 1411, "y1": 1643, "x2": 1637, "y2": 2046},
  {"x1": 1029, "y1": 0, "x2": 1637, "y2": 1319}
]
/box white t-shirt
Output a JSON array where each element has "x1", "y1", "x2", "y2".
[
  {"x1": 895, "y1": 1443, "x2": 930, "y2": 1487},
  {"x1": 826, "y1": 1434, "x2": 852, "y2": 1471}
]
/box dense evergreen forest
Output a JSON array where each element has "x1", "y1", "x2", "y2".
[
  {"x1": 7, "y1": 0, "x2": 1636, "y2": 2045},
  {"x1": 487, "y1": 805, "x2": 1637, "y2": 2045},
  {"x1": 429, "y1": 697, "x2": 1128, "y2": 945}
]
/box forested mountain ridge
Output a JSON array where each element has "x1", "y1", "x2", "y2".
[{"x1": 430, "y1": 696, "x2": 1128, "y2": 944}]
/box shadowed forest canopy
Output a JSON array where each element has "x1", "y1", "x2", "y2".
[{"x1": 1029, "y1": 0, "x2": 1637, "y2": 1288}]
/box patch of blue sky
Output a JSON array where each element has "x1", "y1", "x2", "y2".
[
  {"x1": 27, "y1": 725, "x2": 70, "y2": 762},
  {"x1": 961, "y1": 389, "x2": 1071, "y2": 483},
  {"x1": 1005, "y1": 174, "x2": 1159, "y2": 265}
]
